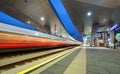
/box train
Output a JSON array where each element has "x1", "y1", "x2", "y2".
[
  {"x1": 0, "y1": 22, "x2": 81, "y2": 49},
  {"x1": 0, "y1": 11, "x2": 82, "y2": 51}
]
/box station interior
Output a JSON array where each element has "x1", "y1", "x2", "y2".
[{"x1": 0, "y1": 0, "x2": 120, "y2": 74}]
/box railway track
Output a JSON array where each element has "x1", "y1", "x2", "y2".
[{"x1": 0, "y1": 46, "x2": 74, "y2": 73}]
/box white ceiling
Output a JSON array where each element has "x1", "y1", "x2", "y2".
[{"x1": 76, "y1": 0, "x2": 120, "y2": 8}]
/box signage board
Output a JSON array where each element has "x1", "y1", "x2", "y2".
[{"x1": 110, "y1": 23, "x2": 119, "y2": 31}]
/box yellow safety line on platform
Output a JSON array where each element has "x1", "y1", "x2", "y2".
[
  {"x1": 18, "y1": 47, "x2": 78, "y2": 74},
  {"x1": 63, "y1": 47, "x2": 86, "y2": 74}
]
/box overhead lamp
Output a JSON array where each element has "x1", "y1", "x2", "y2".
[
  {"x1": 87, "y1": 12, "x2": 92, "y2": 16},
  {"x1": 27, "y1": 21, "x2": 31, "y2": 24},
  {"x1": 40, "y1": 17, "x2": 45, "y2": 21}
]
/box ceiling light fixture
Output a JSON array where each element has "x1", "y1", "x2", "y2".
[
  {"x1": 40, "y1": 17, "x2": 45, "y2": 21},
  {"x1": 27, "y1": 21, "x2": 31, "y2": 24},
  {"x1": 87, "y1": 12, "x2": 92, "y2": 16}
]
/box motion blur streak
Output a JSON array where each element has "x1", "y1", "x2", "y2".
[{"x1": 0, "y1": 32, "x2": 81, "y2": 49}]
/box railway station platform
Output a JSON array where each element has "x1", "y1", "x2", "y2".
[{"x1": 1, "y1": 47, "x2": 120, "y2": 74}]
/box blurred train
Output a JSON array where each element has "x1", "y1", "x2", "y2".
[
  {"x1": 0, "y1": 22, "x2": 81, "y2": 49},
  {"x1": 0, "y1": 11, "x2": 82, "y2": 51}
]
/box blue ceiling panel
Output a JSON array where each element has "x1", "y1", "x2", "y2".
[
  {"x1": 0, "y1": 11, "x2": 37, "y2": 31},
  {"x1": 49, "y1": 0, "x2": 83, "y2": 42}
]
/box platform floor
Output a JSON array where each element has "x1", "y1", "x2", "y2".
[{"x1": 1, "y1": 47, "x2": 120, "y2": 74}]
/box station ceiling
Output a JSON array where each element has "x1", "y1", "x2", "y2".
[
  {"x1": 0, "y1": 0, "x2": 61, "y2": 34},
  {"x1": 0, "y1": 0, "x2": 120, "y2": 37},
  {"x1": 76, "y1": 0, "x2": 120, "y2": 8},
  {"x1": 62, "y1": 0, "x2": 120, "y2": 34}
]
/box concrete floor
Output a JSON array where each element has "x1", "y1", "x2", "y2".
[
  {"x1": 86, "y1": 47, "x2": 120, "y2": 74},
  {"x1": 1, "y1": 47, "x2": 120, "y2": 74},
  {"x1": 39, "y1": 47, "x2": 120, "y2": 74}
]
